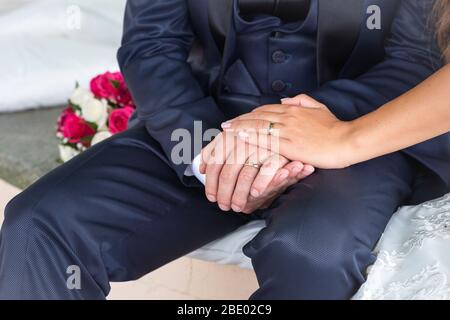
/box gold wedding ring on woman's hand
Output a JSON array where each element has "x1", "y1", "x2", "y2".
[{"x1": 268, "y1": 122, "x2": 275, "y2": 136}]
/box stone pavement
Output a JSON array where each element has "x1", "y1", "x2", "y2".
[{"x1": 0, "y1": 107, "x2": 63, "y2": 188}]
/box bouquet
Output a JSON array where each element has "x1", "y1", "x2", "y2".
[{"x1": 56, "y1": 72, "x2": 135, "y2": 162}]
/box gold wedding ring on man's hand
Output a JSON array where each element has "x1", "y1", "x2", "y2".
[{"x1": 244, "y1": 161, "x2": 262, "y2": 169}]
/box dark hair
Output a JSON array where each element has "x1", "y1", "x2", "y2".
[{"x1": 435, "y1": 0, "x2": 450, "y2": 61}]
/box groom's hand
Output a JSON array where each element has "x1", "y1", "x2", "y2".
[
  {"x1": 200, "y1": 131, "x2": 314, "y2": 213},
  {"x1": 237, "y1": 160, "x2": 314, "y2": 214}
]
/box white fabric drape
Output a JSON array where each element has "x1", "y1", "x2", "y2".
[{"x1": 0, "y1": 0, "x2": 126, "y2": 112}]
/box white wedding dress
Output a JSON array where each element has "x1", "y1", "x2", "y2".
[{"x1": 354, "y1": 194, "x2": 450, "y2": 299}]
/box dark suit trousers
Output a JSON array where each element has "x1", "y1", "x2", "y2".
[{"x1": 0, "y1": 125, "x2": 419, "y2": 299}]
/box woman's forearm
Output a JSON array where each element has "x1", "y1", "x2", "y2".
[{"x1": 345, "y1": 64, "x2": 450, "y2": 165}]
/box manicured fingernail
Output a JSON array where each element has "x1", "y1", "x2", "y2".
[
  {"x1": 221, "y1": 122, "x2": 232, "y2": 129},
  {"x1": 206, "y1": 194, "x2": 216, "y2": 202},
  {"x1": 251, "y1": 188, "x2": 260, "y2": 198},
  {"x1": 218, "y1": 203, "x2": 230, "y2": 211},
  {"x1": 304, "y1": 166, "x2": 315, "y2": 173},
  {"x1": 281, "y1": 98, "x2": 290, "y2": 103},
  {"x1": 231, "y1": 204, "x2": 242, "y2": 212},
  {"x1": 238, "y1": 131, "x2": 249, "y2": 139}
]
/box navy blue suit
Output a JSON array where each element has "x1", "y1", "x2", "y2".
[{"x1": 1, "y1": 0, "x2": 449, "y2": 299}]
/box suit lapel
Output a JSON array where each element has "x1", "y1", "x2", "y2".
[
  {"x1": 208, "y1": 0, "x2": 234, "y2": 54},
  {"x1": 316, "y1": 0, "x2": 364, "y2": 85}
]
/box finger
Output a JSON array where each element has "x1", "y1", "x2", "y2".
[
  {"x1": 230, "y1": 147, "x2": 272, "y2": 212},
  {"x1": 264, "y1": 169, "x2": 293, "y2": 199},
  {"x1": 200, "y1": 131, "x2": 224, "y2": 173},
  {"x1": 281, "y1": 161, "x2": 305, "y2": 180},
  {"x1": 261, "y1": 161, "x2": 306, "y2": 198},
  {"x1": 232, "y1": 111, "x2": 285, "y2": 122},
  {"x1": 251, "y1": 154, "x2": 289, "y2": 198},
  {"x1": 230, "y1": 164, "x2": 259, "y2": 213},
  {"x1": 222, "y1": 113, "x2": 283, "y2": 131},
  {"x1": 216, "y1": 140, "x2": 248, "y2": 211},
  {"x1": 282, "y1": 94, "x2": 326, "y2": 109},
  {"x1": 264, "y1": 164, "x2": 315, "y2": 199},
  {"x1": 200, "y1": 138, "x2": 217, "y2": 174},
  {"x1": 224, "y1": 119, "x2": 283, "y2": 137},
  {"x1": 281, "y1": 96, "x2": 303, "y2": 106},
  {"x1": 297, "y1": 164, "x2": 315, "y2": 180},
  {"x1": 238, "y1": 130, "x2": 289, "y2": 156},
  {"x1": 252, "y1": 104, "x2": 289, "y2": 113},
  {"x1": 298, "y1": 95, "x2": 326, "y2": 109},
  {"x1": 204, "y1": 134, "x2": 236, "y2": 202}
]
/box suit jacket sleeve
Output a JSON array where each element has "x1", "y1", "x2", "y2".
[
  {"x1": 117, "y1": 0, "x2": 225, "y2": 181},
  {"x1": 309, "y1": 0, "x2": 443, "y2": 121}
]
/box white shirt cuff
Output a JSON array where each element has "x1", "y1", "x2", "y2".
[{"x1": 183, "y1": 154, "x2": 205, "y2": 185}]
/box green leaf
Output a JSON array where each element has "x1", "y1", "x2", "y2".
[
  {"x1": 110, "y1": 79, "x2": 120, "y2": 89},
  {"x1": 86, "y1": 121, "x2": 98, "y2": 131}
]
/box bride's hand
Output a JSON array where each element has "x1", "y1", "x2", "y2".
[{"x1": 221, "y1": 94, "x2": 355, "y2": 169}]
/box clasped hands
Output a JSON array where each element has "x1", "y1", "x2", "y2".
[
  {"x1": 200, "y1": 94, "x2": 334, "y2": 214},
  {"x1": 200, "y1": 94, "x2": 352, "y2": 213},
  {"x1": 199, "y1": 129, "x2": 314, "y2": 214}
]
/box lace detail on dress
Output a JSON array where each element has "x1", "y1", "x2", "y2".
[
  {"x1": 357, "y1": 263, "x2": 450, "y2": 300},
  {"x1": 421, "y1": 194, "x2": 450, "y2": 210},
  {"x1": 355, "y1": 194, "x2": 450, "y2": 300},
  {"x1": 374, "y1": 196, "x2": 450, "y2": 271}
]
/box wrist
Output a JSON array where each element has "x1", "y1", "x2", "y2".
[{"x1": 335, "y1": 120, "x2": 364, "y2": 168}]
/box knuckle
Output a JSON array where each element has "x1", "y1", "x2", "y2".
[
  {"x1": 216, "y1": 194, "x2": 228, "y2": 204},
  {"x1": 205, "y1": 186, "x2": 216, "y2": 196},
  {"x1": 232, "y1": 195, "x2": 246, "y2": 208},
  {"x1": 207, "y1": 164, "x2": 220, "y2": 174},
  {"x1": 242, "y1": 206, "x2": 255, "y2": 214},
  {"x1": 219, "y1": 170, "x2": 234, "y2": 183},
  {"x1": 251, "y1": 181, "x2": 264, "y2": 192},
  {"x1": 239, "y1": 170, "x2": 255, "y2": 183},
  {"x1": 258, "y1": 120, "x2": 267, "y2": 131}
]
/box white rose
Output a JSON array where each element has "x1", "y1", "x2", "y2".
[
  {"x1": 91, "y1": 131, "x2": 113, "y2": 146},
  {"x1": 80, "y1": 98, "x2": 108, "y2": 128},
  {"x1": 70, "y1": 87, "x2": 93, "y2": 107},
  {"x1": 59, "y1": 145, "x2": 80, "y2": 162}
]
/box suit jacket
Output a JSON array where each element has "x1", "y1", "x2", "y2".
[{"x1": 118, "y1": 0, "x2": 450, "y2": 189}]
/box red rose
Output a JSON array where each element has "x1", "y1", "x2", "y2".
[
  {"x1": 90, "y1": 71, "x2": 123, "y2": 99},
  {"x1": 108, "y1": 106, "x2": 134, "y2": 134},
  {"x1": 57, "y1": 107, "x2": 74, "y2": 133},
  {"x1": 58, "y1": 107, "x2": 95, "y2": 145},
  {"x1": 116, "y1": 89, "x2": 134, "y2": 108},
  {"x1": 90, "y1": 71, "x2": 134, "y2": 107}
]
